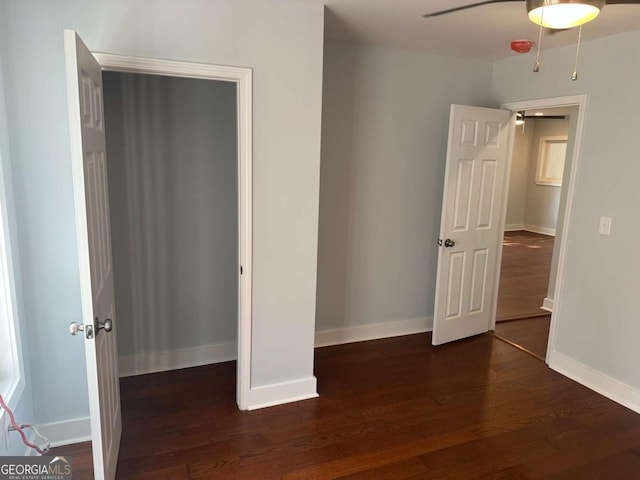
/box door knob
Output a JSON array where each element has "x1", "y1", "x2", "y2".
[
  {"x1": 95, "y1": 318, "x2": 113, "y2": 334},
  {"x1": 69, "y1": 322, "x2": 84, "y2": 336},
  {"x1": 69, "y1": 322, "x2": 94, "y2": 339},
  {"x1": 444, "y1": 238, "x2": 455, "y2": 248}
]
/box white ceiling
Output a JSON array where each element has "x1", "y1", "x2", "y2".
[{"x1": 321, "y1": 0, "x2": 640, "y2": 61}]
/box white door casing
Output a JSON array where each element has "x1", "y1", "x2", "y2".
[
  {"x1": 64, "y1": 30, "x2": 121, "y2": 480},
  {"x1": 500, "y1": 95, "x2": 588, "y2": 364},
  {"x1": 432, "y1": 105, "x2": 513, "y2": 346},
  {"x1": 90, "y1": 52, "x2": 254, "y2": 410}
]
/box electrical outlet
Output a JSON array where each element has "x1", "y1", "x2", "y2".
[{"x1": 598, "y1": 216, "x2": 612, "y2": 235}]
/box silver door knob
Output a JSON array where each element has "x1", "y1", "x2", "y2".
[
  {"x1": 69, "y1": 322, "x2": 84, "y2": 336},
  {"x1": 444, "y1": 238, "x2": 455, "y2": 247},
  {"x1": 96, "y1": 318, "x2": 113, "y2": 334},
  {"x1": 70, "y1": 321, "x2": 94, "y2": 339}
]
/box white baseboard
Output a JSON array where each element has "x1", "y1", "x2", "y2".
[
  {"x1": 121, "y1": 318, "x2": 433, "y2": 377},
  {"x1": 119, "y1": 341, "x2": 237, "y2": 377},
  {"x1": 524, "y1": 224, "x2": 556, "y2": 236},
  {"x1": 38, "y1": 417, "x2": 91, "y2": 448},
  {"x1": 549, "y1": 351, "x2": 640, "y2": 414},
  {"x1": 246, "y1": 377, "x2": 318, "y2": 410},
  {"x1": 314, "y1": 317, "x2": 432, "y2": 348},
  {"x1": 505, "y1": 223, "x2": 526, "y2": 232},
  {"x1": 505, "y1": 224, "x2": 555, "y2": 236},
  {"x1": 541, "y1": 297, "x2": 554, "y2": 312}
]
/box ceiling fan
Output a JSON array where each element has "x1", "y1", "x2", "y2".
[{"x1": 423, "y1": 0, "x2": 640, "y2": 29}]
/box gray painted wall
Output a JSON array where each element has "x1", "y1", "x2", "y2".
[
  {"x1": 547, "y1": 108, "x2": 579, "y2": 304},
  {"x1": 524, "y1": 118, "x2": 569, "y2": 232},
  {"x1": 4, "y1": 0, "x2": 638, "y2": 441},
  {"x1": 316, "y1": 41, "x2": 493, "y2": 332},
  {"x1": 103, "y1": 72, "x2": 238, "y2": 358},
  {"x1": 0, "y1": 0, "x2": 323, "y2": 426},
  {"x1": 0, "y1": 50, "x2": 36, "y2": 456},
  {"x1": 506, "y1": 117, "x2": 570, "y2": 232},
  {"x1": 506, "y1": 123, "x2": 535, "y2": 227},
  {"x1": 492, "y1": 29, "x2": 640, "y2": 391}
]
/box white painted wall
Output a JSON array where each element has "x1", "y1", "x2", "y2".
[
  {"x1": 492, "y1": 29, "x2": 640, "y2": 393},
  {"x1": 316, "y1": 41, "x2": 493, "y2": 334},
  {"x1": 103, "y1": 72, "x2": 238, "y2": 358},
  {"x1": 1, "y1": 0, "x2": 323, "y2": 427}
]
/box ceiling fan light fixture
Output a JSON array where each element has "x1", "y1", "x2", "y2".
[{"x1": 526, "y1": 0, "x2": 604, "y2": 29}]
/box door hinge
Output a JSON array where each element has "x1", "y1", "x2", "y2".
[{"x1": 240, "y1": 266, "x2": 243, "y2": 275}]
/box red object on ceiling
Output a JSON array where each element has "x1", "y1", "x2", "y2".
[{"x1": 510, "y1": 40, "x2": 533, "y2": 54}]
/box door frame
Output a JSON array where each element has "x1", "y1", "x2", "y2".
[
  {"x1": 89, "y1": 53, "x2": 253, "y2": 410},
  {"x1": 491, "y1": 94, "x2": 588, "y2": 364}
]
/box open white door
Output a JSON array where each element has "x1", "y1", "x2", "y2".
[
  {"x1": 432, "y1": 105, "x2": 514, "y2": 346},
  {"x1": 64, "y1": 30, "x2": 121, "y2": 480}
]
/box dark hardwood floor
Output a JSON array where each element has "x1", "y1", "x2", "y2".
[
  {"x1": 494, "y1": 230, "x2": 554, "y2": 361},
  {"x1": 50, "y1": 332, "x2": 640, "y2": 479},
  {"x1": 497, "y1": 231, "x2": 554, "y2": 322},
  {"x1": 494, "y1": 315, "x2": 552, "y2": 361}
]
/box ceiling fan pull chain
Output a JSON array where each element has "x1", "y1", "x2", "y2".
[
  {"x1": 533, "y1": 1, "x2": 545, "y2": 72},
  {"x1": 571, "y1": 25, "x2": 583, "y2": 81}
]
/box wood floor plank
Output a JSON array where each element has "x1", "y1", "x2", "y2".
[
  {"x1": 335, "y1": 458, "x2": 429, "y2": 480},
  {"x1": 494, "y1": 316, "x2": 551, "y2": 359},
  {"x1": 541, "y1": 450, "x2": 640, "y2": 480},
  {"x1": 497, "y1": 231, "x2": 554, "y2": 322},
  {"x1": 518, "y1": 424, "x2": 640, "y2": 479},
  {"x1": 282, "y1": 429, "x2": 478, "y2": 480},
  {"x1": 127, "y1": 465, "x2": 189, "y2": 480},
  {"x1": 48, "y1": 332, "x2": 640, "y2": 480},
  {"x1": 420, "y1": 437, "x2": 557, "y2": 480},
  {"x1": 468, "y1": 466, "x2": 529, "y2": 480}
]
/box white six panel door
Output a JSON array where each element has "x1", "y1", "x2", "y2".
[
  {"x1": 64, "y1": 30, "x2": 121, "y2": 480},
  {"x1": 432, "y1": 105, "x2": 513, "y2": 346}
]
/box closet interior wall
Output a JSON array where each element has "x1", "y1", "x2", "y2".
[{"x1": 103, "y1": 72, "x2": 238, "y2": 375}]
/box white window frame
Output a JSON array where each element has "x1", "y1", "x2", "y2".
[
  {"x1": 535, "y1": 135, "x2": 568, "y2": 187},
  {"x1": 0, "y1": 145, "x2": 26, "y2": 417}
]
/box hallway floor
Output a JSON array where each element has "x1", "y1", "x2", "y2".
[
  {"x1": 497, "y1": 231, "x2": 554, "y2": 322},
  {"x1": 494, "y1": 315, "x2": 552, "y2": 360}
]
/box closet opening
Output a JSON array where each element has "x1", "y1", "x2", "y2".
[{"x1": 97, "y1": 58, "x2": 252, "y2": 408}]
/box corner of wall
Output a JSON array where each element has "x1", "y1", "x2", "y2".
[
  {"x1": 548, "y1": 350, "x2": 640, "y2": 415},
  {"x1": 245, "y1": 377, "x2": 318, "y2": 411}
]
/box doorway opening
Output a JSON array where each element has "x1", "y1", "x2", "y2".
[
  {"x1": 491, "y1": 96, "x2": 587, "y2": 362},
  {"x1": 65, "y1": 33, "x2": 253, "y2": 478},
  {"x1": 93, "y1": 54, "x2": 253, "y2": 409},
  {"x1": 103, "y1": 70, "x2": 240, "y2": 376}
]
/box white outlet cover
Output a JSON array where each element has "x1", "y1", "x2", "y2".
[{"x1": 599, "y1": 216, "x2": 612, "y2": 235}]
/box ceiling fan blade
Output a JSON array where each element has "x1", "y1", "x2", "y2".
[
  {"x1": 546, "y1": 27, "x2": 574, "y2": 34},
  {"x1": 605, "y1": 0, "x2": 640, "y2": 4},
  {"x1": 423, "y1": 0, "x2": 524, "y2": 18}
]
